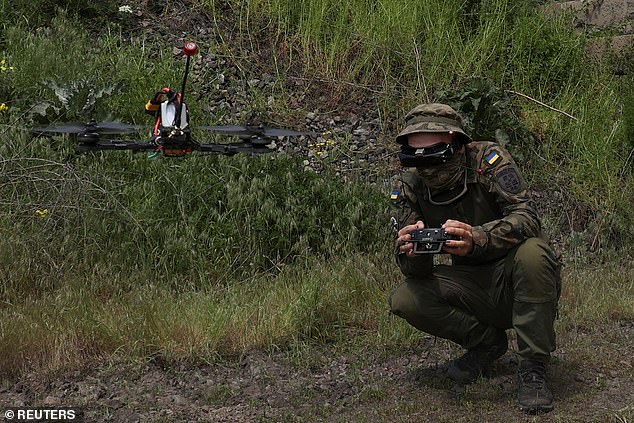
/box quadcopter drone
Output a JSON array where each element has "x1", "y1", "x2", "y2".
[{"x1": 33, "y1": 42, "x2": 313, "y2": 157}]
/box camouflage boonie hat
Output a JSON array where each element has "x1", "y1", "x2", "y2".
[{"x1": 395, "y1": 103, "x2": 472, "y2": 145}]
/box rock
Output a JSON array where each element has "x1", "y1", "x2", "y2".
[
  {"x1": 353, "y1": 127, "x2": 370, "y2": 136},
  {"x1": 43, "y1": 395, "x2": 61, "y2": 406},
  {"x1": 171, "y1": 394, "x2": 188, "y2": 405}
]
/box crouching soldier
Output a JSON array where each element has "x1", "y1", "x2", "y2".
[{"x1": 389, "y1": 103, "x2": 561, "y2": 413}]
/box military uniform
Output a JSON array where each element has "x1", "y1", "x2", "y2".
[
  {"x1": 389, "y1": 140, "x2": 561, "y2": 363},
  {"x1": 390, "y1": 103, "x2": 561, "y2": 412}
]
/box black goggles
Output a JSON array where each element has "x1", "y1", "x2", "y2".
[{"x1": 398, "y1": 140, "x2": 459, "y2": 167}]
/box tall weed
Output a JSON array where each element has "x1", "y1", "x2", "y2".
[
  {"x1": 0, "y1": 252, "x2": 396, "y2": 375},
  {"x1": 0, "y1": 128, "x2": 388, "y2": 299}
]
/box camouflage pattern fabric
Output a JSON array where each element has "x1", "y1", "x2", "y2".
[
  {"x1": 395, "y1": 103, "x2": 473, "y2": 145},
  {"x1": 389, "y1": 139, "x2": 561, "y2": 363},
  {"x1": 391, "y1": 141, "x2": 543, "y2": 265}
]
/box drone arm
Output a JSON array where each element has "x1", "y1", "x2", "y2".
[
  {"x1": 193, "y1": 140, "x2": 278, "y2": 155},
  {"x1": 76, "y1": 140, "x2": 154, "y2": 152},
  {"x1": 194, "y1": 142, "x2": 239, "y2": 155}
]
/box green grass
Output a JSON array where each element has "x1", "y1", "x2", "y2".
[
  {"x1": 0, "y1": 129, "x2": 388, "y2": 291},
  {"x1": 195, "y1": 0, "x2": 634, "y2": 237},
  {"x1": 201, "y1": 0, "x2": 585, "y2": 96},
  {"x1": 2, "y1": 235, "x2": 632, "y2": 376},
  {"x1": 1, "y1": 13, "x2": 182, "y2": 125},
  {"x1": 0, "y1": 0, "x2": 633, "y2": 377},
  {"x1": 0, "y1": 252, "x2": 396, "y2": 375},
  {"x1": 558, "y1": 255, "x2": 634, "y2": 326}
]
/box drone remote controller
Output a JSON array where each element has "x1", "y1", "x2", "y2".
[{"x1": 409, "y1": 228, "x2": 459, "y2": 254}]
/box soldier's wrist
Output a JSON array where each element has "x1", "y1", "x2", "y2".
[{"x1": 469, "y1": 226, "x2": 488, "y2": 257}]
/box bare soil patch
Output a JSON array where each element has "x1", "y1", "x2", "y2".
[{"x1": 2, "y1": 321, "x2": 632, "y2": 422}]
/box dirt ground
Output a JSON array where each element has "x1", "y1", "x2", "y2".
[{"x1": 1, "y1": 321, "x2": 632, "y2": 423}]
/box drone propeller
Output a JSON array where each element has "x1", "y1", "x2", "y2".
[
  {"x1": 194, "y1": 124, "x2": 315, "y2": 138},
  {"x1": 261, "y1": 127, "x2": 313, "y2": 137},
  {"x1": 72, "y1": 138, "x2": 276, "y2": 156},
  {"x1": 33, "y1": 121, "x2": 148, "y2": 135},
  {"x1": 195, "y1": 140, "x2": 276, "y2": 155}
]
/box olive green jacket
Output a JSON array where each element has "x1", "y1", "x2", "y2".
[{"x1": 390, "y1": 141, "x2": 545, "y2": 277}]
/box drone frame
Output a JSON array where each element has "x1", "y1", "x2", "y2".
[{"x1": 34, "y1": 42, "x2": 314, "y2": 158}]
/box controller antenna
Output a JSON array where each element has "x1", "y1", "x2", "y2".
[{"x1": 175, "y1": 41, "x2": 198, "y2": 128}]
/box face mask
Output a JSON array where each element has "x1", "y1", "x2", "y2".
[{"x1": 417, "y1": 149, "x2": 465, "y2": 190}]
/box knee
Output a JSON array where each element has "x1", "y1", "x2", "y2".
[
  {"x1": 514, "y1": 238, "x2": 555, "y2": 274},
  {"x1": 389, "y1": 278, "x2": 451, "y2": 337},
  {"x1": 389, "y1": 278, "x2": 437, "y2": 320},
  {"x1": 511, "y1": 238, "x2": 561, "y2": 303},
  {"x1": 389, "y1": 282, "x2": 418, "y2": 319}
]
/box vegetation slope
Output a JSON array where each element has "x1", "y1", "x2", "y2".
[{"x1": 0, "y1": 0, "x2": 632, "y2": 421}]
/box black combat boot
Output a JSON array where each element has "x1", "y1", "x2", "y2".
[
  {"x1": 517, "y1": 359, "x2": 554, "y2": 413},
  {"x1": 447, "y1": 330, "x2": 508, "y2": 384}
]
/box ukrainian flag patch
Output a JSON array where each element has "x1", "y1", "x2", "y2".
[
  {"x1": 485, "y1": 151, "x2": 500, "y2": 165},
  {"x1": 390, "y1": 190, "x2": 399, "y2": 200}
]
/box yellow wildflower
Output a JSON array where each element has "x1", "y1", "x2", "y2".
[
  {"x1": 35, "y1": 209, "x2": 49, "y2": 219},
  {"x1": 0, "y1": 59, "x2": 13, "y2": 72},
  {"x1": 0, "y1": 103, "x2": 8, "y2": 112}
]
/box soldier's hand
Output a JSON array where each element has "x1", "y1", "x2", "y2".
[
  {"x1": 442, "y1": 219, "x2": 474, "y2": 256},
  {"x1": 396, "y1": 220, "x2": 425, "y2": 257}
]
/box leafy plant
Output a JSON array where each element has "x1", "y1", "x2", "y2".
[
  {"x1": 30, "y1": 79, "x2": 119, "y2": 123},
  {"x1": 0, "y1": 125, "x2": 390, "y2": 296},
  {"x1": 436, "y1": 78, "x2": 535, "y2": 161}
]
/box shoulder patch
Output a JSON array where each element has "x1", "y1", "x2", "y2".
[
  {"x1": 485, "y1": 151, "x2": 501, "y2": 166},
  {"x1": 390, "y1": 190, "x2": 399, "y2": 202},
  {"x1": 496, "y1": 167, "x2": 524, "y2": 193}
]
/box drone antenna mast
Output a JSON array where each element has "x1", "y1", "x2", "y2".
[{"x1": 175, "y1": 41, "x2": 198, "y2": 128}]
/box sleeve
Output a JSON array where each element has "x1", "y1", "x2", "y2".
[
  {"x1": 390, "y1": 172, "x2": 434, "y2": 277},
  {"x1": 468, "y1": 146, "x2": 543, "y2": 263}
]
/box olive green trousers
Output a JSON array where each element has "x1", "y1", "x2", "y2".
[{"x1": 389, "y1": 238, "x2": 561, "y2": 363}]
